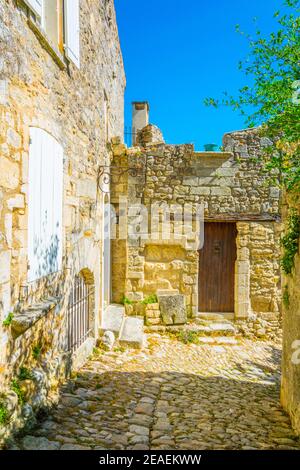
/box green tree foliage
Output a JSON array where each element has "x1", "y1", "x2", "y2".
[{"x1": 205, "y1": 0, "x2": 300, "y2": 191}]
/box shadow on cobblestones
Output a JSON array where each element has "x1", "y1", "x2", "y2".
[{"x1": 13, "y1": 362, "x2": 300, "y2": 450}]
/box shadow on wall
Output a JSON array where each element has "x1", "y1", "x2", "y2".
[{"x1": 32, "y1": 232, "x2": 60, "y2": 281}]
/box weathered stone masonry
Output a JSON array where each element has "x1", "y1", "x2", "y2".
[
  {"x1": 111, "y1": 127, "x2": 282, "y2": 337},
  {"x1": 0, "y1": 0, "x2": 125, "y2": 443},
  {"x1": 281, "y1": 194, "x2": 300, "y2": 436}
]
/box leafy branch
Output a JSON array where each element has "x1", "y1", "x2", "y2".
[{"x1": 204, "y1": 0, "x2": 300, "y2": 192}]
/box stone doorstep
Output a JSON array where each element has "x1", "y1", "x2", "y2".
[
  {"x1": 11, "y1": 297, "x2": 60, "y2": 337},
  {"x1": 185, "y1": 323, "x2": 236, "y2": 337}
]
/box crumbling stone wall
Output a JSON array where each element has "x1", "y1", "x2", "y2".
[
  {"x1": 0, "y1": 0, "x2": 125, "y2": 443},
  {"x1": 281, "y1": 196, "x2": 300, "y2": 436},
  {"x1": 136, "y1": 124, "x2": 164, "y2": 146},
  {"x1": 111, "y1": 128, "x2": 282, "y2": 331}
]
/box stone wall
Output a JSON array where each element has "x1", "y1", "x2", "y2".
[
  {"x1": 0, "y1": 0, "x2": 125, "y2": 444},
  {"x1": 111, "y1": 128, "x2": 282, "y2": 331},
  {"x1": 136, "y1": 124, "x2": 164, "y2": 147},
  {"x1": 281, "y1": 195, "x2": 300, "y2": 435}
]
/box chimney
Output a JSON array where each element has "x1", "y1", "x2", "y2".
[{"x1": 132, "y1": 101, "x2": 149, "y2": 145}]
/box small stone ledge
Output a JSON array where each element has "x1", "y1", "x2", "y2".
[
  {"x1": 193, "y1": 151, "x2": 233, "y2": 159},
  {"x1": 11, "y1": 297, "x2": 60, "y2": 338}
]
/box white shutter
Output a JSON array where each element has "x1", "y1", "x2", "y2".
[
  {"x1": 24, "y1": 0, "x2": 43, "y2": 18},
  {"x1": 64, "y1": 0, "x2": 80, "y2": 68},
  {"x1": 28, "y1": 128, "x2": 42, "y2": 282},
  {"x1": 28, "y1": 128, "x2": 63, "y2": 282}
]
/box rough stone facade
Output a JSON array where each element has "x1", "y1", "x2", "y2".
[
  {"x1": 0, "y1": 0, "x2": 125, "y2": 443},
  {"x1": 111, "y1": 127, "x2": 282, "y2": 336},
  {"x1": 281, "y1": 194, "x2": 300, "y2": 436}
]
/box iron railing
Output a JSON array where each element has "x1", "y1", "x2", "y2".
[
  {"x1": 67, "y1": 275, "x2": 93, "y2": 353},
  {"x1": 124, "y1": 126, "x2": 137, "y2": 147}
]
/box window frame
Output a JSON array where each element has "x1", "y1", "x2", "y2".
[{"x1": 20, "y1": 0, "x2": 80, "y2": 69}]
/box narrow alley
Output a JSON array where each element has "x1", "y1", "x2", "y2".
[{"x1": 11, "y1": 334, "x2": 300, "y2": 451}]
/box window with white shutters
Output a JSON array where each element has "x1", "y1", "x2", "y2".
[
  {"x1": 64, "y1": 0, "x2": 80, "y2": 68},
  {"x1": 23, "y1": 0, "x2": 80, "y2": 68},
  {"x1": 28, "y1": 128, "x2": 63, "y2": 282}
]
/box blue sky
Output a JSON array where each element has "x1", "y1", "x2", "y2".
[{"x1": 115, "y1": 0, "x2": 285, "y2": 150}]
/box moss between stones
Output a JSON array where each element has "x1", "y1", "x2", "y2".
[
  {"x1": 281, "y1": 208, "x2": 300, "y2": 276},
  {"x1": 2, "y1": 312, "x2": 14, "y2": 328},
  {"x1": 32, "y1": 344, "x2": 43, "y2": 361},
  {"x1": 18, "y1": 367, "x2": 33, "y2": 382},
  {"x1": 0, "y1": 402, "x2": 9, "y2": 426},
  {"x1": 11, "y1": 380, "x2": 25, "y2": 405},
  {"x1": 142, "y1": 294, "x2": 158, "y2": 305}
]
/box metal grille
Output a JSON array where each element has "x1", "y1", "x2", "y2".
[
  {"x1": 124, "y1": 126, "x2": 137, "y2": 147},
  {"x1": 67, "y1": 275, "x2": 93, "y2": 352}
]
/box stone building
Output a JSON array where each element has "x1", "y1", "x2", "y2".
[
  {"x1": 281, "y1": 195, "x2": 300, "y2": 436},
  {"x1": 111, "y1": 103, "x2": 282, "y2": 338},
  {"x1": 0, "y1": 0, "x2": 125, "y2": 442}
]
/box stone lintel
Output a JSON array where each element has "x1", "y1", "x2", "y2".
[{"x1": 205, "y1": 214, "x2": 281, "y2": 223}]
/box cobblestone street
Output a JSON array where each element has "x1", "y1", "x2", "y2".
[{"x1": 12, "y1": 335, "x2": 300, "y2": 451}]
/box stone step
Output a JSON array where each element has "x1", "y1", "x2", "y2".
[
  {"x1": 186, "y1": 322, "x2": 236, "y2": 337},
  {"x1": 119, "y1": 317, "x2": 144, "y2": 349},
  {"x1": 195, "y1": 313, "x2": 233, "y2": 323},
  {"x1": 100, "y1": 304, "x2": 125, "y2": 338},
  {"x1": 197, "y1": 336, "x2": 238, "y2": 346}
]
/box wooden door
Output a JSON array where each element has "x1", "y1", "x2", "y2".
[{"x1": 198, "y1": 223, "x2": 237, "y2": 313}]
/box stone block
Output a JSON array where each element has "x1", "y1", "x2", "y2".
[
  {"x1": 0, "y1": 79, "x2": 8, "y2": 105},
  {"x1": 270, "y1": 187, "x2": 280, "y2": 198},
  {"x1": 0, "y1": 282, "x2": 11, "y2": 318},
  {"x1": 7, "y1": 194, "x2": 25, "y2": 210},
  {"x1": 235, "y1": 302, "x2": 250, "y2": 319},
  {"x1": 146, "y1": 318, "x2": 161, "y2": 326},
  {"x1": 146, "y1": 310, "x2": 161, "y2": 319},
  {"x1": 158, "y1": 294, "x2": 187, "y2": 325},
  {"x1": 0, "y1": 157, "x2": 19, "y2": 189},
  {"x1": 150, "y1": 303, "x2": 160, "y2": 310},
  {"x1": 7, "y1": 128, "x2": 21, "y2": 149},
  {"x1": 211, "y1": 187, "x2": 231, "y2": 196},
  {"x1": 76, "y1": 179, "x2": 97, "y2": 199},
  {"x1": 183, "y1": 177, "x2": 198, "y2": 186},
  {"x1": 101, "y1": 331, "x2": 115, "y2": 351},
  {"x1": 128, "y1": 271, "x2": 144, "y2": 280},
  {"x1": 4, "y1": 213, "x2": 12, "y2": 247},
  {"x1": 190, "y1": 187, "x2": 210, "y2": 195}
]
